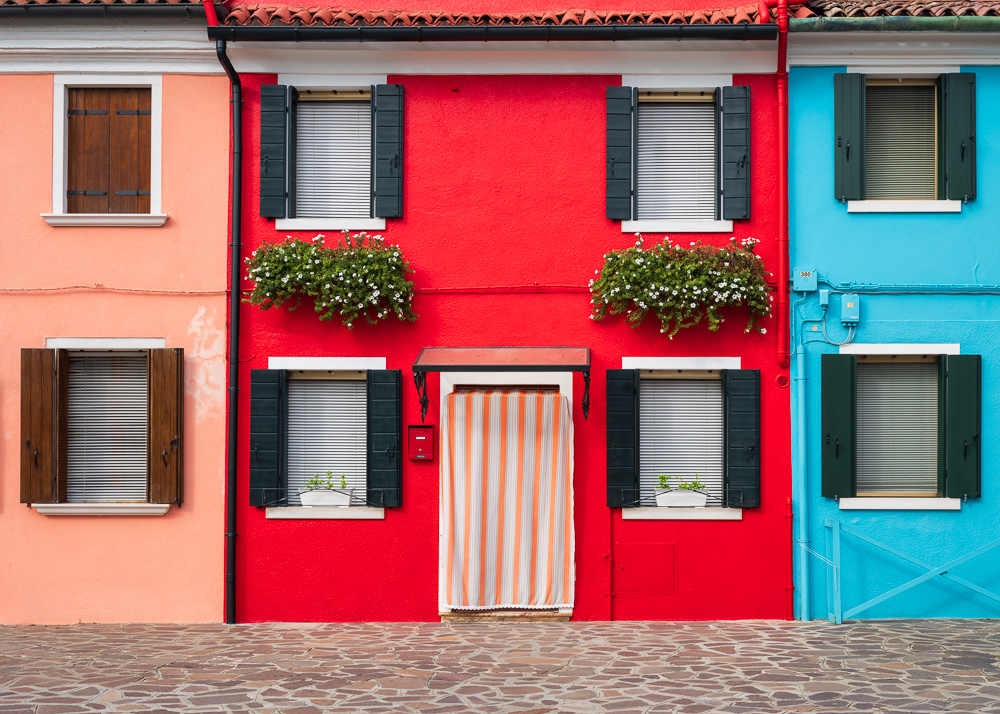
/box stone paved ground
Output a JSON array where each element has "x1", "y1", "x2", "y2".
[{"x1": 0, "y1": 620, "x2": 998, "y2": 713}]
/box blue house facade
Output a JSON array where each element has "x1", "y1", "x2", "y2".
[{"x1": 788, "y1": 18, "x2": 1000, "y2": 620}]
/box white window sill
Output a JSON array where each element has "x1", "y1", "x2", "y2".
[
  {"x1": 42, "y1": 213, "x2": 169, "y2": 227},
  {"x1": 838, "y1": 497, "x2": 961, "y2": 511},
  {"x1": 31, "y1": 503, "x2": 172, "y2": 516},
  {"x1": 265, "y1": 506, "x2": 385, "y2": 520},
  {"x1": 846, "y1": 200, "x2": 962, "y2": 214},
  {"x1": 622, "y1": 219, "x2": 733, "y2": 234},
  {"x1": 275, "y1": 218, "x2": 386, "y2": 232},
  {"x1": 622, "y1": 507, "x2": 742, "y2": 521}
]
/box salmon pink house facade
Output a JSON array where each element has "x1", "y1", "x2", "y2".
[{"x1": 215, "y1": 0, "x2": 796, "y2": 622}]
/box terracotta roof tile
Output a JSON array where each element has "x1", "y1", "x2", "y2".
[
  {"x1": 221, "y1": 4, "x2": 766, "y2": 26},
  {"x1": 796, "y1": 0, "x2": 1000, "y2": 18},
  {"x1": 0, "y1": 0, "x2": 200, "y2": 5}
]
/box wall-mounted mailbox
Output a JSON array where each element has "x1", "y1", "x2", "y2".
[{"x1": 408, "y1": 425, "x2": 434, "y2": 461}]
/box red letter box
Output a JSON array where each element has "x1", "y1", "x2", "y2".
[{"x1": 407, "y1": 425, "x2": 434, "y2": 461}]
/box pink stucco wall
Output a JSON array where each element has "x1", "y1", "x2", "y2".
[{"x1": 0, "y1": 74, "x2": 230, "y2": 623}]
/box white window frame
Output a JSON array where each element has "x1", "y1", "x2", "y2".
[
  {"x1": 621, "y1": 356, "x2": 742, "y2": 521},
  {"x1": 275, "y1": 74, "x2": 388, "y2": 232},
  {"x1": 837, "y1": 342, "x2": 962, "y2": 511},
  {"x1": 620, "y1": 74, "x2": 734, "y2": 234},
  {"x1": 265, "y1": 355, "x2": 386, "y2": 520},
  {"x1": 43, "y1": 74, "x2": 166, "y2": 227}
]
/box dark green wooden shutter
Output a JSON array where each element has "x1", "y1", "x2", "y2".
[
  {"x1": 834, "y1": 73, "x2": 865, "y2": 202},
  {"x1": 607, "y1": 369, "x2": 639, "y2": 507},
  {"x1": 249, "y1": 369, "x2": 286, "y2": 506},
  {"x1": 606, "y1": 87, "x2": 634, "y2": 220},
  {"x1": 721, "y1": 85, "x2": 751, "y2": 220},
  {"x1": 723, "y1": 369, "x2": 760, "y2": 507},
  {"x1": 821, "y1": 354, "x2": 856, "y2": 498},
  {"x1": 940, "y1": 73, "x2": 976, "y2": 202},
  {"x1": 373, "y1": 85, "x2": 403, "y2": 218},
  {"x1": 367, "y1": 369, "x2": 402, "y2": 507},
  {"x1": 260, "y1": 85, "x2": 289, "y2": 218},
  {"x1": 945, "y1": 354, "x2": 981, "y2": 498}
]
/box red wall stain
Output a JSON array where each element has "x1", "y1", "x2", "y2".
[{"x1": 235, "y1": 73, "x2": 790, "y2": 622}]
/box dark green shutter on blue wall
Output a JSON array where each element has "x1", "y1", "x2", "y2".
[
  {"x1": 940, "y1": 73, "x2": 976, "y2": 202},
  {"x1": 606, "y1": 87, "x2": 634, "y2": 220},
  {"x1": 723, "y1": 369, "x2": 760, "y2": 507},
  {"x1": 374, "y1": 85, "x2": 404, "y2": 218},
  {"x1": 249, "y1": 369, "x2": 287, "y2": 506},
  {"x1": 606, "y1": 369, "x2": 639, "y2": 507},
  {"x1": 367, "y1": 369, "x2": 402, "y2": 507},
  {"x1": 834, "y1": 73, "x2": 865, "y2": 202},
  {"x1": 821, "y1": 354, "x2": 857, "y2": 498},
  {"x1": 260, "y1": 85, "x2": 289, "y2": 218},
  {"x1": 721, "y1": 85, "x2": 751, "y2": 220},
  {"x1": 945, "y1": 354, "x2": 981, "y2": 498}
]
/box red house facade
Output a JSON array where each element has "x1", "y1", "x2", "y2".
[{"x1": 217, "y1": 2, "x2": 792, "y2": 622}]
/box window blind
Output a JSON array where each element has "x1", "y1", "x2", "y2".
[
  {"x1": 857, "y1": 362, "x2": 938, "y2": 495},
  {"x1": 865, "y1": 84, "x2": 936, "y2": 200},
  {"x1": 66, "y1": 353, "x2": 148, "y2": 502},
  {"x1": 636, "y1": 102, "x2": 716, "y2": 220},
  {"x1": 295, "y1": 100, "x2": 371, "y2": 219},
  {"x1": 639, "y1": 379, "x2": 724, "y2": 506},
  {"x1": 287, "y1": 379, "x2": 367, "y2": 505}
]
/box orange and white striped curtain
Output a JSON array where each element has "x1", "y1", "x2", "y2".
[{"x1": 440, "y1": 389, "x2": 575, "y2": 610}]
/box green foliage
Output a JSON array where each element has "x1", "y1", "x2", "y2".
[
  {"x1": 658, "y1": 474, "x2": 707, "y2": 492},
  {"x1": 244, "y1": 231, "x2": 416, "y2": 329},
  {"x1": 590, "y1": 235, "x2": 772, "y2": 338},
  {"x1": 305, "y1": 470, "x2": 348, "y2": 491}
]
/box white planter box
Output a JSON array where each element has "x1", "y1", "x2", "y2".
[
  {"x1": 298, "y1": 488, "x2": 353, "y2": 507},
  {"x1": 655, "y1": 490, "x2": 708, "y2": 508}
]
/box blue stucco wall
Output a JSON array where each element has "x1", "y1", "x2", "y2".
[{"x1": 789, "y1": 65, "x2": 1000, "y2": 619}]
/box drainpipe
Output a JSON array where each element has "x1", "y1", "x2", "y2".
[
  {"x1": 201, "y1": 0, "x2": 219, "y2": 26},
  {"x1": 793, "y1": 302, "x2": 810, "y2": 620},
  {"x1": 775, "y1": 0, "x2": 791, "y2": 369},
  {"x1": 215, "y1": 37, "x2": 242, "y2": 625}
]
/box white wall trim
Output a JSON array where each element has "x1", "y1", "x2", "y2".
[
  {"x1": 268, "y1": 356, "x2": 387, "y2": 371},
  {"x1": 276, "y1": 218, "x2": 387, "y2": 232},
  {"x1": 622, "y1": 356, "x2": 741, "y2": 370},
  {"x1": 277, "y1": 73, "x2": 389, "y2": 88},
  {"x1": 623, "y1": 507, "x2": 742, "y2": 520},
  {"x1": 266, "y1": 506, "x2": 385, "y2": 520},
  {"x1": 847, "y1": 200, "x2": 961, "y2": 214},
  {"x1": 46, "y1": 337, "x2": 166, "y2": 349},
  {"x1": 839, "y1": 497, "x2": 961, "y2": 511},
  {"x1": 788, "y1": 33, "x2": 1000, "y2": 67},
  {"x1": 32, "y1": 503, "x2": 171, "y2": 516},
  {"x1": 51, "y1": 74, "x2": 162, "y2": 216},
  {"x1": 839, "y1": 343, "x2": 960, "y2": 355},
  {"x1": 623, "y1": 219, "x2": 734, "y2": 234},
  {"x1": 622, "y1": 73, "x2": 732, "y2": 89},
  {"x1": 439, "y1": 371, "x2": 574, "y2": 401},
  {"x1": 41, "y1": 213, "x2": 169, "y2": 227}
]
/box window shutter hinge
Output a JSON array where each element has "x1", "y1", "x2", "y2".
[
  {"x1": 67, "y1": 190, "x2": 107, "y2": 196},
  {"x1": 114, "y1": 191, "x2": 151, "y2": 197},
  {"x1": 115, "y1": 110, "x2": 151, "y2": 116},
  {"x1": 68, "y1": 109, "x2": 108, "y2": 116}
]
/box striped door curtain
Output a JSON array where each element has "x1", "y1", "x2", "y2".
[{"x1": 440, "y1": 390, "x2": 575, "y2": 610}]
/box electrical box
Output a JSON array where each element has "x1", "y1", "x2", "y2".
[
  {"x1": 792, "y1": 267, "x2": 818, "y2": 292},
  {"x1": 819, "y1": 288, "x2": 830, "y2": 307},
  {"x1": 841, "y1": 294, "x2": 860, "y2": 326},
  {"x1": 407, "y1": 425, "x2": 434, "y2": 461}
]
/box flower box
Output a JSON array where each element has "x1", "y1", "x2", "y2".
[
  {"x1": 298, "y1": 488, "x2": 354, "y2": 507},
  {"x1": 655, "y1": 489, "x2": 708, "y2": 508}
]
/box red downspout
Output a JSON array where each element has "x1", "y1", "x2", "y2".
[
  {"x1": 775, "y1": 0, "x2": 790, "y2": 368},
  {"x1": 202, "y1": 0, "x2": 219, "y2": 26}
]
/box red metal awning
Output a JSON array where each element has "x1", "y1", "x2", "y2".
[{"x1": 411, "y1": 347, "x2": 591, "y2": 421}]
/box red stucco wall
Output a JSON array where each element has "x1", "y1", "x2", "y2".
[{"x1": 235, "y1": 72, "x2": 791, "y2": 622}]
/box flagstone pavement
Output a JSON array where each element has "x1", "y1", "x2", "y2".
[{"x1": 1, "y1": 620, "x2": 998, "y2": 713}]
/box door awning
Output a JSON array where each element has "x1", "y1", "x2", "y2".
[{"x1": 411, "y1": 347, "x2": 591, "y2": 421}]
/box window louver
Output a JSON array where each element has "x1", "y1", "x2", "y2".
[
  {"x1": 287, "y1": 379, "x2": 367, "y2": 505},
  {"x1": 295, "y1": 101, "x2": 371, "y2": 219},
  {"x1": 865, "y1": 85, "x2": 936, "y2": 200},
  {"x1": 636, "y1": 102, "x2": 717, "y2": 220},
  {"x1": 66, "y1": 353, "x2": 148, "y2": 502},
  {"x1": 639, "y1": 379, "x2": 724, "y2": 506},
  {"x1": 857, "y1": 362, "x2": 938, "y2": 495}
]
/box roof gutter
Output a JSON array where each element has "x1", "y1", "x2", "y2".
[
  {"x1": 790, "y1": 16, "x2": 1000, "y2": 32},
  {"x1": 207, "y1": 23, "x2": 777, "y2": 42},
  {"x1": 0, "y1": 3, "x2": 224, "y2": 18}
]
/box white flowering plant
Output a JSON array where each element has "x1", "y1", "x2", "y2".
[
  {"x1": 243, "y1": 231, "x2": 416, "y2": 328},
  {"x1": 589, "y1": 235, "x2": 771, "y2": 338}
]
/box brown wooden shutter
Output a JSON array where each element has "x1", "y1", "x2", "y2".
[
  {"x1": 149, "y1": 348, "x2": 184, "y2": 504},
  {"x1": 67, "y1": 88, "x2": 151, "y2": 214},
  {"x1": 20, "y1": 349, "x2": 57, "y2": 504}
]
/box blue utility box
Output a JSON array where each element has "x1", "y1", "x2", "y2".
[
  {"x1": 841, "y1": 293, "x2": 860, "y2": 326},
  {"x1": 792, "y1": 267, "x2": 818, "y2": 292}
]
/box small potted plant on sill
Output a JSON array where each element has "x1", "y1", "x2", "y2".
[
  {"x1": 299, "y1": 470, "x2": 353, "y2": 507},
  {"x1": 655, "y1": 474, "x2": 708, "y2": 508}
]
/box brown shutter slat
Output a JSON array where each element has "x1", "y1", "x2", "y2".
[
  {"x1": 67, "y1": 89, "x2": 87, "y2": 214},
  {"x1": 108, "y1": 89, "x2": 151, "y2": 214},
  {"x1": 149, "y1": 348, "x2": 184, "y2": 504},
  {"x1": 56, "y1": 349, "x2": 69, "y2": 503},
  {"x1": 137, "y1": 89, "x2": 152, "y2": 214},
  {"x1": 20, "y1": 349, "x2": 57, "y2": 504},
  {"x1": 85, "y1": 89, "x2": 111, "y2": 214}
]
